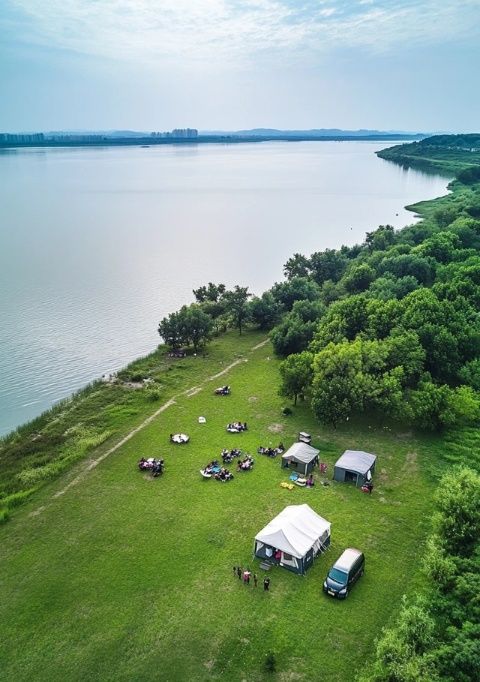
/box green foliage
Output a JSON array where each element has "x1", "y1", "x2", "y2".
[
  {"x1": 365, "y1": 225, "x2": 396, "y2": 252},
  {"x1": 279, "y1": 351, "x2": 313, "y2": 405},
  {"x1": 364, "y1": 464, "x2": 480, "y2": 682},
  {"x1": 343, "y1": 263, "x2": 376, "y2": 293},
  {"x1": 309, "y1": 248, "x2": 348, "y2": 285},
  {"x1": 158, "y1": 303, "x2": 213, "y2": 351},
  {"x1": 311, "y1": 338, "x2": 405, "y2": 426},
  {"x1": 270, "y1": 300, "x2": 325, "y2": 357},
  {"x1": 270, "y1": 276, "x2": 321, "y2": 310},
  {"x1": 283, "y1": 252, "x2": 310, "y2": 279},
  {"x1": 432, "y1": 467, "x2": 480, "y2": 556},
  {"x1": 192, "y1": 282, "x2": 226, "y2": 303},
  {"x1": 222, "y1": 285, "x2": 252, "y2": 334},
  {"x1": 249, "y1": 291, "x2": 283, "y2": 330},
  {"x1": 458, "y1": 165, "x2": 480, "y2": 185}
]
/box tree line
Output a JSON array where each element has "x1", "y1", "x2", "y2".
[
  {"x1": 360, "y1": 466, "x2": 480, "y2": 682},
  {"x1": 158, "y1": 150, "x2": 480, "y2": 431}
]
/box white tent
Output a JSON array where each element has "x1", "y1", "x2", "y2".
[{"x1": 254, "y1": 504, "x2": 331, "y2": 574}]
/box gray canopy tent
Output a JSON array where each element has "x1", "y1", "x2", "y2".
[
  {"x1": 281, "y1": 442, "x2": 319, "y2": 476},
  {"x1": 254, "y1": 504, "x2": 331, "y2": 574},
  {"x1": 333, "y1": 450, "x2": 377, "y2": 487}
]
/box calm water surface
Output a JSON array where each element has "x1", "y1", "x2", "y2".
[{"x1": 0, "y1": 141, "x2": 450, "y2": 435}]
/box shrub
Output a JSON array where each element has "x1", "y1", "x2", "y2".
[
  {"x1": 282, "y1": 406, "x2": 293, "y2": 416},
  {"x1": 3, "y1": 488, "x2": 36, "y2": 509},
  {"x1": 0, "y1": 508, "x2": 10, "y2": 524},
  {"x1": 145, "y1": 389, "x2": 162, "y2": 402}
]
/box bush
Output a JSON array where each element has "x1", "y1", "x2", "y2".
[
  {"x1": 0, "y1": 508, "x2": 10, "y2": 524},
  {"x1": 3, "y1": 488, "x2": 36, "y2": 509},
  {"x1": 145, "y1": 389, "x2": 162, "y2": 402},
  {"x1": 282, "y1": 406, "x2": 293, "y2": 416}
]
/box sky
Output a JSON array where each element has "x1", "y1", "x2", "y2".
[{"x1": 1, "y1": 0, "x2": 479, "y2": 133}]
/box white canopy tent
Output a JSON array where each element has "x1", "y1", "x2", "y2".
[{"x1": 254, "y1": 504, "x2": 331, "y2": 574}]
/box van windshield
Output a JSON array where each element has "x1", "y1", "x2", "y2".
[{"x1": 328, "y1": 568, "x2": 348, "y2": 585}]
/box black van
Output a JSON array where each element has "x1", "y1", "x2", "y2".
[{"x1": 323, "y1": 548, "x2": 364, "y2": 599}]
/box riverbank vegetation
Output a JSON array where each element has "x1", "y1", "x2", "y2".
[
  {"x1": 1, "y1": 134, "x2": 479, "y2": 680},
  {"x1": 362, "y1": 466, "x2": 480, "y2": 682}
]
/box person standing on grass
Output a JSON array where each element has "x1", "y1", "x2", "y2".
[
  {"x1": 264, "y1": 577, "x2": 270, "y2": 591},
  {"x1": 245, "y1": 569, "x2": 251, "y2": 585},
  {"x1": 253, "y1": 574, "x2": 258, "y2": 587},
  {"x1": 233, "y1": 565, "x2": 237, "y2": 577},
  {"x1": 237, "y1": 566, "x2": 242, "y2": 580}
]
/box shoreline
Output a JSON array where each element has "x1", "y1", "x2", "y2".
[{"x1": 0, "y1": 133, "x2": 423, "y2": 150}]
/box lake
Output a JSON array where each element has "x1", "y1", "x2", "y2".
[{"x1": 0, "y1": 141, "x2": 450, "y2": 436}]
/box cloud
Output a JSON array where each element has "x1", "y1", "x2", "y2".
[{"x1": 4, "y1": 0, "x2": 480, "y2": 66}]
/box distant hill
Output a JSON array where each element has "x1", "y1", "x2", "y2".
[
  {"x1": 202, "y1": 128, "x2": 427, "y2": 139},
  {"x1": 376, "y1": 133, "x2": 480, "y2": 174}
]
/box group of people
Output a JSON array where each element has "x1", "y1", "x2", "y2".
[
  {"x1": 214, "y1": 467, "x2": 234, "y2": 482},
  {"x1": 214, "y1": 385, "x2": 230, "y2": 396},
  {"x1": 170, "y1": 433, "x2": 189, "y2": 444},
  {"x1": 257, "y1": 443, "x2": 285, "y2": 458},
  {"x1": 221, "y1": 448, "x2": 242, "y2": 464},
  {"x1": 233, "y1": 566, "x2": 270, "y2": 591},
  {"x1": 226, "y1": 422, "x2": 248, "y2": 433},
  {"x1": 237, "y1": 454, "x2": 254, "y2": 472},
  {"x1": 202, "y1": 459, "x2": 220, "y2": 475},
  {"x1": 138, "y1": 457, "x2": 164, "y2": 477}
]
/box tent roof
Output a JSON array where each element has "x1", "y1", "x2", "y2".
[
  {"x1": 255, "y1": 504, "x2": 330, "y2": 559},
  {"x1": 335, "y1": 450, "x2": 377, "y2": 475},
  {"x1": 281, "y1": 442, "x2": 319, "y2": 465}
]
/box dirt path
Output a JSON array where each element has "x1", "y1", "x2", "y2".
[{"x1": 30, "y1": 338, "x2": 269, "y2": 516}]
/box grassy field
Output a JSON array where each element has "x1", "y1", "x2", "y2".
[
  {"x1": 0, "y1": 333, "x2": 463, "y2": 682},
  {"x1": 0, "y1": 332, "x2": 266, "y2": 516}
]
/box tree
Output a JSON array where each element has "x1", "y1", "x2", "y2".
[
  {"x1": 180, "y1": 305, "x2": 213, "y2": 352},
  {"x1": 270, "y1": 277, "x2": 321, "y2": 311},
  {"x1": 414, "y1": 231, "x2": 460, "y2": 263},
  {"x1": 271, "y1": 317, "x2": 317, "y2": 357},
  {"x1": 158, "y1": 305, "x2": 212, "y2": 351},
  {"x1": 283, "y1": 253, "x2": 310, "y2": 279},
  {"x1": 279, "y1": 351, "x2": 313, "y2": 405},
  {"x1": 158, "y1": 310, "x2": 183, "y2": 348},
  {"x1": 365, "y1": 225, "x2": 396, "y2": 252},
  {"x1": 433, "y1": 467, "x2": 480, "y2": 557},
  {"x1": 458, "y1": 358, "x2": 480, "y2": 390},
  {"x1": 249, "y1": 292, "x2": 283, "y2": 330},
  {"x1": 192, "y1": 282, "x2": 226, "y2": 303},
  {"x1": 223, "y1": 285, "x2": 252, "y2": 334},
  {"x1": 379, "y1": 254, "x2": 435, "y2": 285},
  {"x1": 309, "y1": 249, "x2": 348, "y2": 285},
  {"x1": 343, "y1": 263, "x2": 376, "y2": 293},
  {"x1": 311, "y1": 341, "x2": 366, "y2": 426},
  {"x1": 368, "y1": 274, "x2": 419, "y2": 301}
]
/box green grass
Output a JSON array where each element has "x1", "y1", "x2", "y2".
[
  {"x1": 0, "y1": 334, "x2": 469, "y2": 682},
  {"x1": 0, "y1": 331, "x2": 265, "y2": 512}
]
